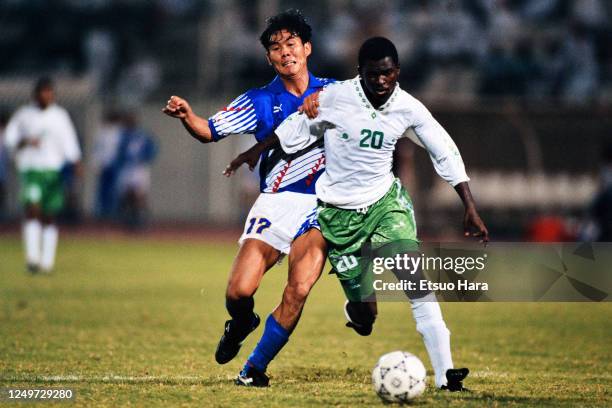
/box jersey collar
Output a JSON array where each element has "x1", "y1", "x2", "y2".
[
  {"x1": 30, "y1": 102, "x2": 56, "y2": 111},
  {"x1": 267, "y1": 72, "x2": 324, "y2": 95},
  {"x1": 352, "y1": 76, "x2": 399, "y2": 118}
]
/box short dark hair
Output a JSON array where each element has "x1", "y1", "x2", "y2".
[
  {"x1": 34, "y1": 76, "x2": 53, "y2": 94},
  {"x1": 259, "y1": 9, "x2": 312, "y2": 50},
  {"x1": 358, "y1": 37, "x2": 399, "y2": 67}
]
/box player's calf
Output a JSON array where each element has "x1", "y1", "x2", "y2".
[
  {"x1": 218, "y1": 239, "x2": 279, "y2": 364},
  {"x1": 273, "y1": 282, "x2": 310, "y2": 331}
]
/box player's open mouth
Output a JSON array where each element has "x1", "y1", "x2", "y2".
[{"x1": 282, "y1": 61, "x2": 296, "y2": 67}]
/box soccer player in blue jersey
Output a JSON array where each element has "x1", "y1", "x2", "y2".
[{"x1": 163, "y1": 10, "x2": 332, "y2": 386}]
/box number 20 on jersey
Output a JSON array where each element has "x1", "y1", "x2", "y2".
[{"x1": 359, "y1": 129, "x2": 384, "y2": 149}]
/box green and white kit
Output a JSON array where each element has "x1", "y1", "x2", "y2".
[
  {"x1": 20, "y1": 169, "x2": 64, "y2": 215},
  {"x1": 4, "y1": 103, "x2": 81, "y2": 215}
]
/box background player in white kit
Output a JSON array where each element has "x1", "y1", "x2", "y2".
[
  {"x1": 4, "y1": 77, "x2": 82, "y2": 273},
  {"x1": 228, "y1": 37, "x2": 488, "y2": 391}
]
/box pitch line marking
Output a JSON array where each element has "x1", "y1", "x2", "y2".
[{"x1": 0, "y1": 375, "x2": 214, "y2": 384}]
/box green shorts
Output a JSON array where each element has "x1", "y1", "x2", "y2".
[
  {"x1": 20, "y1": 170, "x2": 64, "y2": 215},
  {"x1": 317, "y1": 179, "x2": 419, "y2": 302}
]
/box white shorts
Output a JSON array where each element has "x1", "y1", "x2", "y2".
[
  {"x1": 238, "y1": 191, "x2": 319, "y2": 254},
  {"x1": 117, "y1": 165, "x2": 151, "y2": 194}
]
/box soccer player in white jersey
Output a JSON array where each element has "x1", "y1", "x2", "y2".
[
  {"x1": 4, "y1": 77, "x2": 82, "y2": 274},
  {"x1": 228, "y1": 37, "x2": 488, "y2": 391},
  {"x1": 163, "y1": 10, "x2": 333, "y2": 386}
]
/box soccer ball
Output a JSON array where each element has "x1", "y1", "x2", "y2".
[{"x1": 372, "y1": 351, "x2": 427, "y2": 403}]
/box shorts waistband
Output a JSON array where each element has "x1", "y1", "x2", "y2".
[
  {"x1": 316, "y1": 180, "x2": 401, "y2": 213},
  {"x1": 317, "y1": 199, "x2": 370, "y2": 213}
]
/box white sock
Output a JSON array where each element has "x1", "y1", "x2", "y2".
[
  {"x1": 40, "y1": 225, "x2": 59, "y2": 272},
  {"x1": 23, "y1": 219, "x2": 42, "y2": 266},
  {"x1": 411, "y1": 293, "x2": 453, "y2": 388}
]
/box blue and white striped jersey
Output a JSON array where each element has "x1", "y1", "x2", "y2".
[{"x1": 208, "y1": 72, "x2": 334, "y2": 194}]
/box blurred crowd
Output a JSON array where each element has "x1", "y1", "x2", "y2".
[
  {"x1": 0, "y1": 0, "x2": 190, "y2": 104},
  {"x1": 290, "y1": 0, "x2": 612, "y2": 104},
  {"x1": 1, "y1": 0, "x2": 611, "y2": 105}
]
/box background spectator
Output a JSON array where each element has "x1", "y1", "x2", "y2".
[
  {"x1": 114, "y1": 112, "x2": 158, "y2": 230},
  {"x1": 92, "y1": 110, "x2": 123, "y2": 219}
]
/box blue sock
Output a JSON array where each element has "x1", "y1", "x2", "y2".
[{"x1": 245, "y1": 314, "x2": 289, "y2": 373}]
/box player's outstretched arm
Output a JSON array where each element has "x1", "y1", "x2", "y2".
[
  {"x1": 223, "y1": 134, "x2": 280, "y2": 177},
  {"x1": 162, "y1": 95, "x2": 213, "y2": 143},
  {"x1": 454, "y1": 182, "x2": 489, "y2": 244}
]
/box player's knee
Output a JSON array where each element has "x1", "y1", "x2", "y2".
[
  {"x1": 41, "y1": 215, "x2": 55, "y2": 225},
  {"x1": 292, "y1": 231, "x2": 327, "y2": 263},
  {"x1": 226, "y1": 282, "x2": 256, "y2": 301},
  {"x1": 285, "y1": 281, "x2": 313, "y2": 305},
  {"x1": 25, "y1": 204, "x2": 41, "y2": 219},
  {"x1": 288, "y1": 251, "x2": 325, "y2": 289}
]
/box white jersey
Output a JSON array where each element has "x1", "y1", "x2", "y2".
[
  {"x1": 4, "y1": 103, "x2": 81, "y2": 171},
  {"x1": 276, "y1": 77, "x2": 469, "y2": 209}
]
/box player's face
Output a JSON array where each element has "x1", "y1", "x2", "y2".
[
  {"x1": 35, "y1": 86, "x2": 55, "y2": 109},
  {"x1": 266, "y1": 30, "x2": 311, "y2": 78},
  {"x1": 359, "y1": 57, "x2": 400, "y2": 107}
]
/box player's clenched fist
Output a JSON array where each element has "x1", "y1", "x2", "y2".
[
  {"x1": 162, "y1": 96, "x2": 192, "y2": 119},
  {"x1": 162, "y1": 95, "x2": 213, "y2": 143}
]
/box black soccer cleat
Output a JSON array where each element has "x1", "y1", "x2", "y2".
[
  {"x1": 343, "y1": 300, "x2": 373, "y2": 336},
  {"x1": 441, "y1": 368, "x2": 470, "y2": 392},
  {"x1": 235, "y1": 365, "x2": 270, "y2": 387},
  {"x1": 214, "y1": 313, "x2": 260, "y2": 364}
]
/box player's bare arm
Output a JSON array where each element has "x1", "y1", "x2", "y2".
[
  {"x1": 223, "y1": 133, "x2": 281, "y2": 177},
  {"x1": 454, "y1": 182, "x2": 489, "y2": 243},
  {"x1": 162, "y1": 95, "x2": 213, "y2": 143}
]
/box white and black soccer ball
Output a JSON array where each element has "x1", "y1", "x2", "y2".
[{"x1": 372, "y1": 351, "x2": 427, "y2": 403}]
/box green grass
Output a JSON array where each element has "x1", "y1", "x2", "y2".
[{"x1": 0, "y1": 236, "x2": 610, "y2": 407}]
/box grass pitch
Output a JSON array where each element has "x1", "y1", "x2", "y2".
[{"x1": 0, "y1": 235, "x2": 610, "y2": 407}]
